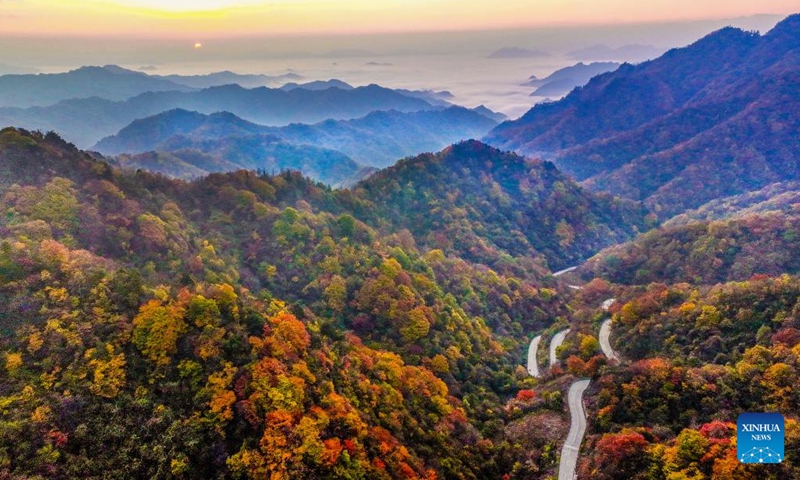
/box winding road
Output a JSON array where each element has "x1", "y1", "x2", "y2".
[
  {"x1": 599, "y1": 298, "x2": 619, "y2": 362},
  {"x1": 527, "y1": 335, "x2": 542, "y2": 377},
  {"x1": 523, "y1": 291, "x2": 618, "y2": 479},
  {"x1": 552, "y1": 266, "x2": 578, "y2": 277},
  {"x1": 558, "y1": 379, "x2": 591, "y2": 480},
  {"x1": 549, "y1": 329, "x2": 570, "y2": 366},
  {"x1": 601, "y1": 298, "x2": 616, "y2": 311},
  {"x1": 599, "y1": 319, "x2": 620, "y2": 362}
]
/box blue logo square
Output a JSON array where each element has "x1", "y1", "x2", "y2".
[{"x1": 738, "y1": 413, "x2": 784, "y2": 464}]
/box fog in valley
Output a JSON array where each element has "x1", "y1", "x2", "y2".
[{"x1": 0, "y1": 14, "x2": 782, "y2": 117}]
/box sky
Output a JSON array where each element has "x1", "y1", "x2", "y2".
[
  {"x1": 0, "y1": 0, "x2": 797, "y2": 38},
  {"x1": 0, "y1": 1, "x2": 791, "y2": 122}
]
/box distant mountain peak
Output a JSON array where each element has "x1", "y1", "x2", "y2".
[
  {"x1": 205, "y1": 83, "x2": 247, "y2": 92},
  {"x1": 101, "y1": 65, "x2": 141, "y2": 75},
  {"x1": 0, "y1": 65, "x2": 194, "y2": 109},
  {"x1": 69, "y1": 65, "x2": 142, "y2": 76},
  {"x1": 280, "y1": 79, "x2": 354, "y2": 91}
]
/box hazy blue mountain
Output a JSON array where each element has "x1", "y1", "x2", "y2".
[
  {"x1": 94, "y1": 105, "x2": 501, "y2": 167},
  {"x1": 0, "y1": 65, "x2": 193, "y2": 108},
  {"x1": 470, "y1": 105, "x2": 507, "y2": 123},
  {"x1": 392, "y1": 89, "x2": 455, "y2": 107},
  {"x1": 488, "y1": 47, "x2": 550, "y2": 59},
  {"x1": 525, "y1": 62, "x2": 620, "y2": 96},
  {"x1": 113, "y1": 136, "x2": 372, "y2": 187},
  {"x1": 279, "y1": 80, "x2": 455, "y2": 106},
  {"x1": 280, "y1": 79, "x2": 354, "y2": 91},
  {"x1": 486, "y1": 15, "x2": 800, "y2": 218},
  {"x1": 525, "y1": 62, "x2": 620, "y2": 87},
  {"x1": 94, "y1": 109, "x2": 265, "y2": 154},
  {"x1": 157, "y1": 70, "x2": 303, "y2": 88},
  {"x1": 265, "y1": 106, "x2": 501, "y2": 167},
  {"x1": 0, "y1": 83, "x2": 437, "y2": 147}
]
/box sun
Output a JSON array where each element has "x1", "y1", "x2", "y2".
[{"x1": 194, "y1": 42, "x2": 203, "y2": 49}]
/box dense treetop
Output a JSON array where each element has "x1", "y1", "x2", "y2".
[{"x1": 0, "y1": 128, "x2": 645, "y2": 479}]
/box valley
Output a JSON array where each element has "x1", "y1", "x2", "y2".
[{"x1": 0, "y1": 8, "x2": 797, "y2": 480}]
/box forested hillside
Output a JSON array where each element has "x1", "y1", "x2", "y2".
[
  {"x1": 574, "y1": 277, "x2": 800, "y2": 479},
  {"x1": 0, "y1": 129, "x2": 644, "y2": 479},
  {"x1": 486, "y1": 15, "x2": 800, "y2": 218},
  {"x1": 578, "y1": 211, "x2": 799, "y2": 285},
  {"x1": 358, "y1": 141, "x2": 648, "y2": 272}
]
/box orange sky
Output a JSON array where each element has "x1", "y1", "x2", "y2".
[{"x1": 0, "y1": 0, "x2": 797, "y2": 38}]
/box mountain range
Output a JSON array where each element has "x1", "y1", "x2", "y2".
[
  {"x1": 155, "y1": 70, "x2": 302, "y2": 89},
  {"x1": 114, "y1": 138, "x2": 371, "y2": 187},
  {"x1": 0, "y1": 65, "x2": 194, "y2": 108},
  {"x1": 94, "y1": 106, "x2": 500, "y2": 173},
  {"x1": 279, "y1": 79, "x2": 354, "y2": 91},
  {"x1": 486, "y1": 14, "x2": 800, "y2": 218},
  {"x1": 0, "y1": 124, "x2": 655, "y2": 479},
  {"x1": 0, "y1": 66, "x2": 311, "y2": 109},
  {"x1": 1, "y1": 13, "x2": 800, "y2": 480},
  {"x1": 0, "y1": 82, "x2": 443, "y2": 147}
]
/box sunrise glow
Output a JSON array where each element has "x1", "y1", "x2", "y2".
[{"x1": 0, "y1": 0, "x2": 796, "y2": 37}]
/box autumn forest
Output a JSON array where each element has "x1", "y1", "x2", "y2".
[{"x1": 1, "y1": 9, "x2": 799, "y2": 480}]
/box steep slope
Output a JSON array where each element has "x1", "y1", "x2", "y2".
[
  {"x1": 487, "y1": 26, "x2": 762, "y2": 154},
  {"x1": 0, "y1": 128, "x2": 587, "y2": 479},
  {"x1": 486, "y1": 15, "x2": 800, "y2": 218},
  {"x1": 578, "y1": 211, "x2": 800, "y2": 285},
  {"x1": 574, "y1": 277, "x2": 800, "y2": 479},
  {"x1": 94, "y1": 107, "x2": 500, "y2": 169},
  {"x1": 664, "y1": 181, "x2": 800, "y2": 227},
  {"x1": 0, "y1": 83, "x2": 436, "y2": 147},
  {"x1": 357, "y1": 140, "x2": 649, "y2": 271},
  {"x1": 0, "y1": 65, "x2": 194, "y2": 108}
]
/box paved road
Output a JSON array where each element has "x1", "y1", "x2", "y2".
[
  {"x1": 527, "y1": 335, "x2": 542, "y2": 377},
  {"x1": 601, "y1": 298, "x2": 615, "y2": 311},
  {"x1": 553, "y1": 266, "x2": 578, "y2": 277},
  {"x1": 558, "y1": 379, "x2": 591, "y2": 480},
  {"x1": 599, "y1": 319, "x2": 620, "y2": 362},
  {"x1": 550, "y1": 329, "x2": 570, "y2": 366}
]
